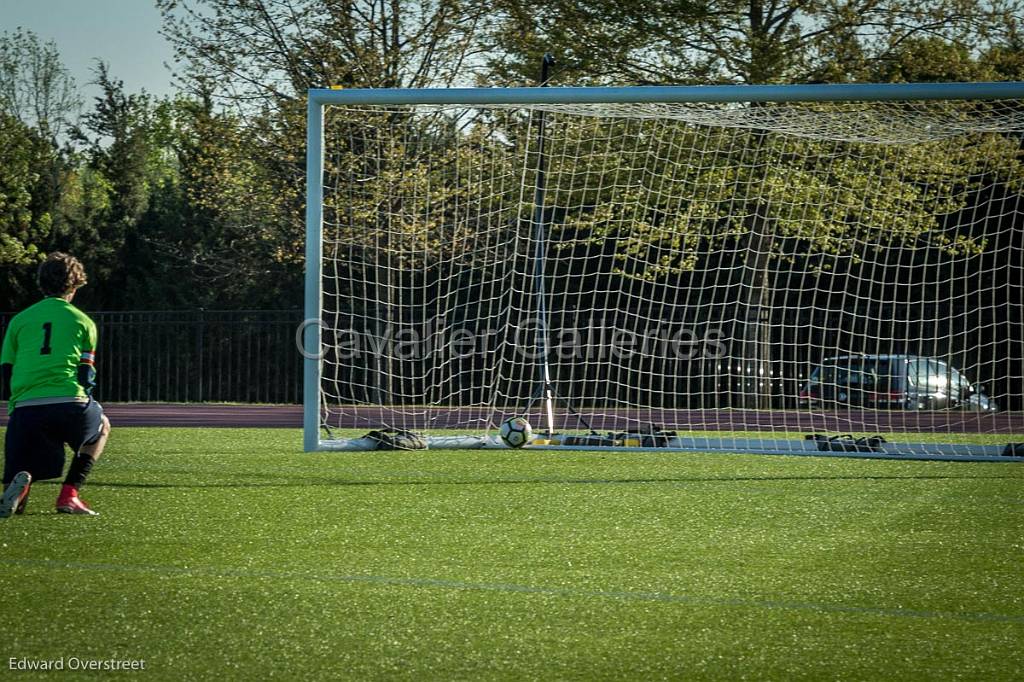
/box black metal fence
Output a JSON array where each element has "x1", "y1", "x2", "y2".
[
  {"x1": 2, "y1": 306, "x2": 1020, "y2": 410},
  {"x1": 0, "y1": 310, "x2": 304, "y2": 404}
]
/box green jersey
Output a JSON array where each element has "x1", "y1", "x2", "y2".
[{"x1": 1, "y1": 297, "x2": 98, "y2": 413}]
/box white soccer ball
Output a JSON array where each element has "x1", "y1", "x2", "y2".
[{"x1": 498, "y1": 416, "x2": 533, "y2": 448}]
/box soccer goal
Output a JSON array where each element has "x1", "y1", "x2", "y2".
[{"x1": 304, "y1": 82, "x2": 1024, "y2": 461}]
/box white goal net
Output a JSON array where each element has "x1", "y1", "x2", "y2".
[{"x1": 305, "y1": 84, "x2": 1024, "y2": 459}]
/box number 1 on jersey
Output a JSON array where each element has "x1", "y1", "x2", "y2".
[{"x1": 40, "y1": 322, "x2": 53, "y2": 355}]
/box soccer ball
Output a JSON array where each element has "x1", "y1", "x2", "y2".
[{"x1": 498, "y1": 416, "x2": 532, "y2": 448}]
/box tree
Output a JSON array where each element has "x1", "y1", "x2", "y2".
[
  {"x1": 131, "y1": 92, "x2": 303, "y2": 308},
  {"x1": 157, "y1": 0, "x2": 502, "y2": 400},
  {"x1": 153, "y1": 0, "x2": 1024, "y2": 410},
  {"x1": 485, "y1": 0, "x2": 710, "y2": 85},
  {"x1": 159, "y1": 0, "x2": 492, "y2": 98},
  {"x1": 54, "y1": 64, "x2": 178, "y2": 307},
  {"x1": 487, "y1": 0, "x2": 1024, "y2": 86},
  {"x1": 0, "y1": 112, "x2": 50, "y2": 269},
  {"x1": 0, "y1": 28, "x2": 82, "y2": 142},
  {"x1": 485, "y1": 0, "x2": 1024, "y2": 408},
  {"x1": 0, "y1": 30, "x2": 82, "y2": 308}
]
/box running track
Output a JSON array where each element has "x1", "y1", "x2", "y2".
[{"x1": 2, "y1": 403, "x2": 1022, "y2": 432}]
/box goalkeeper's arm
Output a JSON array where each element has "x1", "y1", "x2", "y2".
[{"x1": 77, "y1": 350, "x2": 96, "y2": 395}]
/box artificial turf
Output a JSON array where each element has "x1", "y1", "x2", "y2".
[{"x1": 1, "y1": 427, "x2": 1023, "y2": 679}]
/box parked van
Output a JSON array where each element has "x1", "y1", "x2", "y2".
[{"x1": 798, "y1": 355, "x2": 998, "y2": 412}]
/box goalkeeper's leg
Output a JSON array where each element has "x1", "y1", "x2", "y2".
[
  {"x1": 57, "y1": 401, "x2": 109, "y2": 516},
  {"x1": 0, "y1": 471, "x2": 31, "y2": 519},
  {"x1": 1, "y1": 406, "x2": 56, "y2": 517}
]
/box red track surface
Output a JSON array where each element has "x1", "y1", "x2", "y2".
[{"x1": 0, "y1": 403, "x2": 302, "y2": 428}]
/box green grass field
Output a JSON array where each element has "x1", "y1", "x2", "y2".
[{"x1": 2, "y1": 427, "x2": 1023, "y2": 679}]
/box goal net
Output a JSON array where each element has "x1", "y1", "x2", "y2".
[{"x1": 304, "y1": 84, "x2": 1024, "y2": 460}]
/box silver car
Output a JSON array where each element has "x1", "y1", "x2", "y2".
[{"x1": 799, "y1": 354, "x2": 998, "y2": 412}]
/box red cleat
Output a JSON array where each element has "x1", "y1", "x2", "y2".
[
  {"x1": 56, "y1": 485, "x2": 99, "y2": 516},
  {"x1": 15, "y1": 485, "x2": 30, "y2": 515},
  {"x1": 0, "y1": 472, "x2": 32, "y2": 519}
]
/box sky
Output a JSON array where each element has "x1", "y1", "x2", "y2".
[{"x1": 1, "y1": 0, "x2": 177, "y2": 102}]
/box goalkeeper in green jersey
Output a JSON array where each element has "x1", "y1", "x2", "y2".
[{"x1": 0, "y1": 253, "x2": 110, "y2": 517}]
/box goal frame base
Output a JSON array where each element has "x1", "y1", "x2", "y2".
[{"x1": 314, "y1": 434, "x2": 1024, "y2": 462}]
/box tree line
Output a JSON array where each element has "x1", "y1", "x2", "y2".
[{"x1": 2, "y1": 0, "x2": 1024, "y2": 314}]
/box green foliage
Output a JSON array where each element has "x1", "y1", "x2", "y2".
[
  {"x1": 485, "y1": 0, "x2": 709, "y2": 85},
  {"x1": 489, "y1": 0, "x2": 1024, "y2": 86},
  {"x1": 485, "y1": 0, "x2": 1024, "y2": 284},
  {"x1": 159, "y1": 0, "x2": 493, "y2": 95},
  {"x1": 326, "y1": 110, "x2": 521, "y2": 271},
  {"x1": 0, "y1": 29, "x2": 82, "y2": 306},
  {"x1": 0, "y1": 111, "x2": 54, "y2": 303},
  {"x1": 0, "y1": 28, "x2": 81, "y2": 142},
  {"x1": 0, "y1": 112, "x2": 47, "y2": 266},
  {"x1": 152, "y1": 0, "x2": 503, "y2": 308},
  {"x1": 537, "y1": 105, "x2": 1022, "y2": 282},
  {"x1": 146, "y1": 94, "x2": 302, "y2": 307},
  {"x1": 1, "y1": 2, "x2": 1022, "y2": 315}
]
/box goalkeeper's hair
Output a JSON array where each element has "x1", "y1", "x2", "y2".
[{"x1": 38, "y1": 252, "x2": 87, "y2": 297}]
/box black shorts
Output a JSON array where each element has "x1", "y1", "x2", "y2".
[{"x1": 3, "y1": 400, "x2": 106, "y2": 483}]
